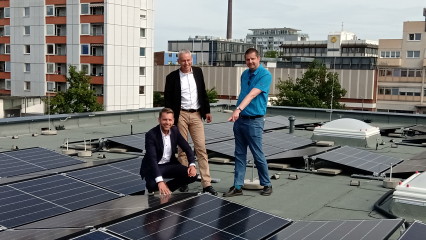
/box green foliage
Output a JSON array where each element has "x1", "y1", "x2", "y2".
[
  {"x1": 272, "y1": 60, "x2": 347, "y2": 109},
  {"x1": 206, "y1": 87, "x2": 219, "y2": 103},
  {"x1": 153, "y1": 91, "x2": 164, "y2": 107},
  {"x1": 263, "y1": 50, "x2": 278, "y2": 58},
  {"x1": 44, "y1": 65, "x2": 104, "y2": 114}
]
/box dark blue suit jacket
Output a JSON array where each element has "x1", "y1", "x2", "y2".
[{"x1": 140, "y1": 125, "x2": 195, "y2": 180}]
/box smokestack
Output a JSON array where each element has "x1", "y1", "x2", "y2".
[{"x1": 227, "y1": 0, "x2": 232, "y2": 40}]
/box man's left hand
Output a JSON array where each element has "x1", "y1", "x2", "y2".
[
  {"x1": 206, "y1": 113, "x2": 212, "y2": 123},
  {"x1": 188, "y1": 165, "x2": 197, "y2": 177},
  {"x1": 228, "y1": 110, "x2": 240, "y2": 122}
]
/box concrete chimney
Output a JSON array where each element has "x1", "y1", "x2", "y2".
[{"x1": 227, "y1": 0, "x2": 232, "y2": 40}]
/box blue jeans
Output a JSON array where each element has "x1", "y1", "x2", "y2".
[{"x1": 233, "y1": 117, "x2": 271, "y2": 187}]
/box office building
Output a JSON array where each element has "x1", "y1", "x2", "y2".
[
  {"x1": 246, "y1": 27, "x2": 309, "y2": 54},
  {"x1": 0, "y1": 0, "x2": 153, "y2": 117},
  {"x1": 377, "y1": 20, "x2": 426, "y2": 113},
  {"x1": 168, "y1": 36, "x2": 259, "y2": 67}
]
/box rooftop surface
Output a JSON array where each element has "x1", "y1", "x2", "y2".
[{"x1": 1, "y1": 106, "x2": 425, "y2": 239}]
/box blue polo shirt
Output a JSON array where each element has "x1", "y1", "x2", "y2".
[{"x1": 236, "y1": 64, "x2": 272, "y2": 116}]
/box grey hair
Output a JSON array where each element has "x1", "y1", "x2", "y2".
[{"x1": 178, "y1": 49, "x2": 192, "y2": 59}]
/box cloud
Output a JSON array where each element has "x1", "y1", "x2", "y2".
[{"x1": 154, "y1": 0, "x2": 426, "y2": 51}]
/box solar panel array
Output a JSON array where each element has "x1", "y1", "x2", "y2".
[
  {"x1": 387, "y1": 151, "x2": 426, "y2": 175},
  {"x1": 0, "y1": 228, "x2": 86, "y2": 240},
  {"x1": 206, "y1": 132, "x2": 312, "y2": 160},
  {"x1": 0, "y1": 147, "x2": 84, "y2": 178},
  {"x1": 398, "y1": 221, "x2": 426, "y2": 240},
  {"x1": 107, "y1": 134, "x2": 145, "y2": 151},
  {"x1": 0, "y1": 175, "x2": 119, "y2": 228},
  {"x1": 410, "y1": 125, "x2": 426, "y2": 134},
  {"x1": 67, "y1": 165, "x2": 145, "y2": 195},
  {"x1": 268, "y1": 219, "x2": 404, "y2": 240},
  {"x1": 105, "y1": 194, "x2": 291, "y2": 240},
  {"x1": 315, "y1": 146, "x2": 403, "y2": 174},
  {"x1": 72, "y1": 231, "x2": 124, "y2": 240},
  {"x1": 109, "y1": 158, "x2": 142, "y2": 175}
]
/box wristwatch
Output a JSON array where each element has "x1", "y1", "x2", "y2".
[{"x1": 236, "y1": 107, "x2": 242, "y2": 111}]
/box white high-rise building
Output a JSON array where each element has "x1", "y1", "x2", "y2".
[{"x1": 0, "y1": 0, "x2": 153, "y2": 117}]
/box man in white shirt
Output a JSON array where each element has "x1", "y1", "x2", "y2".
[
  {"x1": 164, "y1": 49, "x2": 217, "y2": 196},
  {"x1": 140, "y1": 108, "x2": 198, "y2": 195}
]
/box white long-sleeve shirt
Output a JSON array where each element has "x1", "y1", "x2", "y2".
[
  {"x1": 155, "y1": 128, "x2": 195, "y2": 183},
  {"x1": 180, "y1": 69, "x2": 200, "y2": 110}
]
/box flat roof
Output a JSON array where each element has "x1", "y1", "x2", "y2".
[{"x1": 249, "y1": 27, "x2": 301, "y2": 31}]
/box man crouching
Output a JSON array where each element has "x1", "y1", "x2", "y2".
[{"x1": 140, "y1": 108, "x2": 198, "y2": 195}]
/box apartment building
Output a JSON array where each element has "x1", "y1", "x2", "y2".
[
  {"x1": 377, "y1": 21, "x2": 426, "y2": 113},
  {"x1": 246, "y1": 27, "x2": 309, "y2": 54},
  {"x1": 0, "y1": 0, "x2": 153, "y2": 116}
]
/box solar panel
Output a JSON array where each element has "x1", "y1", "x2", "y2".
[
  {"x1": 315, "y1": 146, "x2": 403, "y2": 174},
  {"x1": 387, "y1": 151, "x2": 426, "y2": 175},
  {"x1": 105, "y1": 194, "x2": 291, "y2": 240},
  {"x1": 268, "y1": 219, "x2": 403, "y2": 240},
  {"x1": 398, "y1": 221, "x2": 426, "y2": 240},
  {"x1": 0, "y1": 185, "x2": 68, "y2": 228},
  {"x1": 67, "y1": 165, "x2": 145, "y2": 195},
  {"x1": 107, "y1": 134, "x2": 145, "y2": 151},
  {"x1": 72, "y1": 231, "x2": 124, "y2": 240},
  {"x1": 262, "y1": 131, "x2": 313, "y2": 150},
  {"x1": 265, "y1": 116, "x2": 289, "y2": 126},
  {"x1": 0, "y1": 147, "x2": 84, "y2": 178},
  {"x1": 266, "y1": 147, "x2": 337, "y2": 160},
  {"x1": 410, "y1": 125, "x2": 426, "y2": 134},
  {"x1": 188, "y1": 128, "x2": 233, "y2": 144},
  {"x1": 264, "y1": 121, "x2": 286, "y2": 131},
  {"x1": 0, "y1": 228, "x2": 86, "y2": 240},
  {"x1": 16, "y1": 193, "x2": 198, "y2": 230},
  {"x1": 204, "y1": 122, "x2": 234, "y2": 134},
  {"x1": 109, "y1": 158, "x2": 142, "y2": 175}
]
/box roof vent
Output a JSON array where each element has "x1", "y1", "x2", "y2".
[{"x1": 311, "y1": 118, "x2": 381, "y2": 148}]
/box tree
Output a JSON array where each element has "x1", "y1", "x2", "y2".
[
  {"x1": 272, "y1": 60, "x2": 347, "y2": 109},
  {"x1": 264, "y1": 50, "x2": 278, "y2": 58},
  {"x1": 206, "y1": 87, "x2": 219, "y2": 103},
  {"x1": 153, "y1": 91, "x2": 164, "y2": 107},
  {"x1": 44, "y1": 65, "x2": 104, "y2": 114}
]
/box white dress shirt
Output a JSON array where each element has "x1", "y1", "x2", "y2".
[
  {"x1": 155, "y1": 128, "x2": 196, "y2": 183},
  {"x1": 180, "y1": 69, "x2": 200, "y2": 110}
]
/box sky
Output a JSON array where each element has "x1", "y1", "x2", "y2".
[{"x1": 154, "y1": 0, "x2": 426, "y2": 51}]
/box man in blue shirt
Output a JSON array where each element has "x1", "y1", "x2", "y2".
[{"x1": 223, "y1": 48, "x2": 273, "y2": 197}]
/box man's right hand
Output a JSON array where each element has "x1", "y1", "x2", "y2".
[{"x1": 158, "y1": 181, "x2": 171, "y2": 196}]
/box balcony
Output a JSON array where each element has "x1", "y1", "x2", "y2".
[
  {"x1": 96, "y1": 96, "x2": 104, "y2": 104},
  {"x1": 81, "y1": 24, "x2": 104, "y2": 43},
  {"x1": 46, "y1": 73, "x2": 66, "y2": 83},
  {"x1": 0, "y1": 79, "x2": 10, "y2": 95},
  {"x1": 80, "y1": 3, "x2": 104, "y2": 23},
  {"x1": 81, "y1": 45, "x2": 104, "y2": 64},
  {"x1": 377, "y1": 58, "x2": 401, "y2": 67},
  {"x1": 46, "y1": 0, "x2": 66, "y2": 4}
]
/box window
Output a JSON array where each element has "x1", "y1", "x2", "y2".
[
  {"x1": 139, "y1": 67, "x2": 145, "y2": 76},
  {"x1": 408, "y1": 33, "x2": 421, "y2": 41},
  {"x1": 168, "y1": 52, "x2": 172, "y2": 57},
  {"x1": 46, "y1": 24, "x2": 54, "y2": 36},
  {"x1": 81, "y1": 44, "x2": 89, "y2": 55},
  {"x1": 391, "y1": 88, "x2": 399, "y2": 95},
  {"x1": 5, "y1": 80, "x2": 11, "y2": 90},
  {"x1": 81, "y1": 3, "x2": 89, "y2": 15},
  {"x1": 139, "y1": 86, "x2": 145, "y2": 95},
  {"x1": 5, "y1": 44, "x2": 10, "y2": 54},
  {"x1": 24, "y1": 81, "x2": 31, "y2": 91},
  {"x1": 24, "y1": 7, "x2": 30, "y2": 17},
  {"x1": 385, "y1": 88, "x2": 391, "y2": 95},
  {"x1": 24, "y1": 26, "x2": 30, "y2": 35},
  {"x1": 81, "y1": 64, "x2": 89, "y2": 75},
  {"x1": 378, "y1": 88, "x2": 384, "y2": 95},
  {"x1": 5, "y1": 26, "x2": 10, "y2": 36},
  {"x1": 380, "y1": 51, "x2": 401, "y2": 58},
  {"x1": 407, "y1": 51, "x2": 421, "y2": 58},
  {"x1": 140, "y1": 9, "x2": 147, "y2": 19},
  {"x1": 25, "y1": 63, "x2": 31, "y2": 72},
  {"x1": 47, "y1": 63, "x2": 54, "y2": 73},
  {"x1": 4, "y1": 8, "x2": 10, "y2": 18},
  {"x1": 393, "y1": 69, "x2": 401, "y2": 77},
  {"x1": 47, "y1": 82, "x2": 55, "y2": 92},
  {"x1": 140, "y1": 47, "x2": 145, "y2": 57},
  {"x1": 5, "y1": 61, "x2": 10, "y2": 72},
  {"x1": 81, "y1": 23, "x2": 89, "y2": 35},
  {"x1": 47, "y1": 44, "x2": 54, "y2": 54},
  {"x1": 24, "y1": 45, "x2": 30, "y2": 54},
  {"x1": 46, "y1": 5, "x2": 54, "y2": 16},
  {"x1": 140, "y1": 28, "x2": 146, "y2": 38}
]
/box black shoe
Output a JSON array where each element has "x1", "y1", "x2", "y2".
[
  {"x1": 261, "y1": 186, "x2": 273, "y2": 196},
  {"x1": 222, "y1": 186, "x2": 243, "y2": 197},
  {"x1": 203, "y1": 186, "x2": 218, "y2": 196},
  {"x1": 179, "y1": 184, "x2": 189, "y2": 193}
]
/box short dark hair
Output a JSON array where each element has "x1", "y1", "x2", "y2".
[
  {"x1": 159, "y1": 108, "x2": 174, "y2": 118},
  {"x1": 245, "y1": 48, "x2": 260, "y2": 58}
]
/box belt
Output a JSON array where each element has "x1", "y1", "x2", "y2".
[
  {"x1": 239, "y1": 115, "x2": 264, "y2": 119},
  {"x1": 181, "y1": 108, "x2": 200, "y2": 113}
]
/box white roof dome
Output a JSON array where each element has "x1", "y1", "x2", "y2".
[{"x1": 313, "y1": 118, "x2": 380, "y2": 139}]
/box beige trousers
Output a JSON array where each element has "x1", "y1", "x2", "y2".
[{"x1": 177, "y1": 111, "x2": 211, "y2": 188}]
